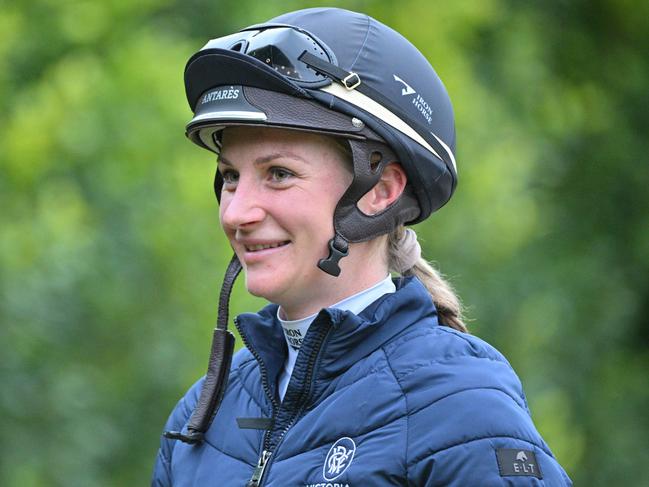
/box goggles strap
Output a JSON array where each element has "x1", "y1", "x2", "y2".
[{"x1": 299, "y1": 51, "x2": 361, "y2": 90}]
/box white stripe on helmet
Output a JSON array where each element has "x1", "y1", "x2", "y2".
[{"x1": 320, "y1": 83, "x2": 457, "y2": 173}]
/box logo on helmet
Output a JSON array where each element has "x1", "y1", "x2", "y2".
[
  {"x1": 201, "y1": 86, "x2": 241, "y2": 104},
  {"x1": 323, "y1": 437, "x2": 356, "y2": 481},
  {"x1": 393, "y1": 75, "x2": 433, "y2": 125},
  {"x1": 393, "y1": 74, "x2": 416, "y2": 96}
]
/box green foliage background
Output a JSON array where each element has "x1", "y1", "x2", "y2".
[{"x1": 1, "y1": 0, "x2": 648, "y2": 485}]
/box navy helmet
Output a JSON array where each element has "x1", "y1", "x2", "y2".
[{"x1": 184, "y1": 7, "x2": 457, "y2": 275}]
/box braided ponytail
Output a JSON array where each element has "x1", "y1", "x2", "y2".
[{"x1": 388, "y1": 226, "x2": 468, "y2": 333}]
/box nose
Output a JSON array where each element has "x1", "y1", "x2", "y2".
[{"x1": 219, "y1": 177, "x2": 266, "y2": 230}]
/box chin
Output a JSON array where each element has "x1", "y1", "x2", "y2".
[{"x1": 244, "y1": 273, "x2": 285, "y2": 302}]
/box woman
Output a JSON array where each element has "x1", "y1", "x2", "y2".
[{"x1": 153, "y1": 7, "x2": 572, "y2": 486}]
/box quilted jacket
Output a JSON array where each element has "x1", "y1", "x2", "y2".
[{"x1": 152, "y1": 277, "x2": 572, "y2": 486}]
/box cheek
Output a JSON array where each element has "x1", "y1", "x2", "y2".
[
  {"x1": 330, "y1": 169, "x2": 353, "y2": 201},
  {"x1": 304, "y1": 175, "x2": 350, "y2": 229},
  {"x1": 218, "y1": 201, "x2": 234, "y2": 237},
  {"x1": 321, "y1": 177, "x2": 350, "y2": 216}
]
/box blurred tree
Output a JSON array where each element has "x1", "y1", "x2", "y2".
[{"x1": 0, "y1": 0, "x2": 647, "y2": 485}]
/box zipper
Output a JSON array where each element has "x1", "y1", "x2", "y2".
[
  {"x1": 234, "y1": 316, "x2": 278, "y2": 487},
  {"x1": 236, "y1": 313, "x2": 333, "y2": 486},
  {"x1": 253, "y1": 316, "x2": 332, "y2": 486},
  {"x1": 246, "y1": 450, "x2": 271, "y2": 487}
]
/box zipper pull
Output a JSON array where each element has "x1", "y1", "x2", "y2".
[{"x1": 247, "y1": 450, "x2": 271, "y2": 487}]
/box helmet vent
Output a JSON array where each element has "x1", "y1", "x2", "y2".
[
  {"x1": 370, "y1": 151, "x2": 383, "y2": 173},
  {"x1": 229, "y1": 41, "x2": 246, "y2": 52}
]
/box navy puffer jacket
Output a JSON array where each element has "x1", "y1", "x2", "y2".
[{"x1": 152, "y1": 277, "x2": 572, "y2": 486}]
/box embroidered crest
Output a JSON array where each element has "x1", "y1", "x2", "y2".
[{"x1": 323, "y1": 437, "x2": 356, "y2": 481}]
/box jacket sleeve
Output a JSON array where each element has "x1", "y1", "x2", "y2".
[
  {"x1": 404, "y1": 377, "x2": 572, "y2": 486},
  {"x1": 407, "y1": 424, "x2": 573, "y2": 486},
  {"x1": 398, "y1": 330, "x2": 572, "y2": 486},
  {"x1": 151, "y1": 379, "x2": 204, "y2": 487}
]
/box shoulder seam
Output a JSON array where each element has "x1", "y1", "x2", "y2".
[{"x1": 395, "y1": 354, "x2": 515, "y2": 382}]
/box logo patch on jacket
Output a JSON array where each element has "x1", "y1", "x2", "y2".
[
  {"x1": 323, "y1": 437, "x2": 356, "y2": 481},
  {"x1": 495, "y1": 448, "x2": 543, "y2": 479}
]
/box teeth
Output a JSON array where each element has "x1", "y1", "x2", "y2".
[{"x1": 246, "y1": 242, "x2": 287, "y2": 251}]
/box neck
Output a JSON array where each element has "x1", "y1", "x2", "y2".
[{"x1": 280, "y1": 241, "x2": 388, "y2": 320}]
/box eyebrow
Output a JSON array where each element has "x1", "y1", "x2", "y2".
[{"x1": 218, "y1": 152, "x2": 309, "y2": 167}]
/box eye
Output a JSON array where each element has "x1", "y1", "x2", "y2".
[
  {"x1": 220, "y1": 168, "x2": 239, "y2": 188},
  {"x1": 269, "y1": 166, "x2": 294, "y2": 183}
]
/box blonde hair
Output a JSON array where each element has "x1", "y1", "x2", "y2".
[{"x1": 387, "y1": 226, "x2": 468, "y2": 333}]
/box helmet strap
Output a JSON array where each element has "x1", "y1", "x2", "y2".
[
  {"x1": 164, "y1": 254, "x2": 242, "y2": 444},
  {"x1": 317, "y1": 139, "x2": 420, "y2": 277}
]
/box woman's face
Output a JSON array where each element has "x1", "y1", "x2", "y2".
[{"x1": 219, "y1": 127, "x2": 354, "y2": 318}]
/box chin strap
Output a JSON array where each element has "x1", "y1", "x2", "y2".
[{"x1": 164, "y1": 254, "x2": 242, "y2": 444}]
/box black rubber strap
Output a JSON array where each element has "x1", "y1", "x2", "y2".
[{"x1": 299, "y1": 51, "x2": 360, "y2": 89}]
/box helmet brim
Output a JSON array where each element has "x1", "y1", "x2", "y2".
[{"x1": 186, "y1": 85, "x2": 376, "y2": 153}]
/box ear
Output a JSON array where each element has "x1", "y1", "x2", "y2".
[{"x1": 357, "y1": 163, "x2": 408, "y2": 215}]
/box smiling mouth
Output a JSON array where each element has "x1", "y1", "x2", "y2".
[{"x1": 244, "y1": 241, "x2": 290, "y2": 252}]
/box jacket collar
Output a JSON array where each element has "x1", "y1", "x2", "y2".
[
  {"x1": 235, "y1": 276, "x2": 439, "y2": 397},
  {"x1": 316, "y1": 276, "x2": 439, "y2": 378}
]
